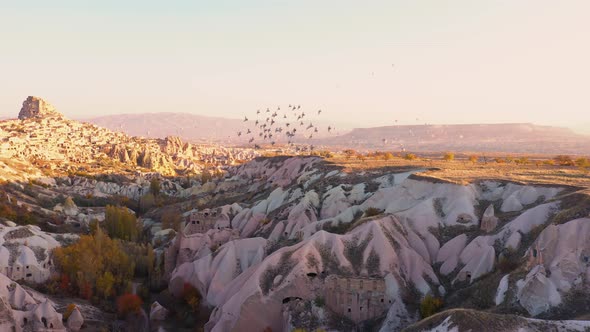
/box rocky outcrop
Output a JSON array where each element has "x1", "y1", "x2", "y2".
[
  {"x1": 67, "y1": 307, "x2": 84, "y2": 331},
  {"x1": 517, "y1": 218, "x2": 590, "y2": 315},
  {"x1": 517, "y1": 265, "x2": 561, "y2": 316},
  {"x1": 406, "y1": 308, "x2": 590, "y2": 332},
  {"x1": 63, "y1": 196, "x2": 79, "y2": 217},
  {"x1": 3, "y1": 96, "x2": 259, "y2": 177},
  {"x1": 0, "y1": 225, "x2": 61, "y2": 284},
  {"x1": 18, "y1": 96, "x2": 61, "y2": 120},
  {"x1": 480, "y1": 204, "x2": 498, "y2": 232},
  {"x1": 149, "y1": 301, "x2": 168, "y2": 321}
]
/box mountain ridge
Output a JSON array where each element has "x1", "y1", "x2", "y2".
[
  {"x1": 85, "y1": 112, "x2": 590, "y2": 154},
  {"x1": 315, "y1": 122, "x2": 590, "y2": 154}
]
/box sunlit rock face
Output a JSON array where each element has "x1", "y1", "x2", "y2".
[{"x1": 18, "y1": 96, "x2": 61, "y2": 120}]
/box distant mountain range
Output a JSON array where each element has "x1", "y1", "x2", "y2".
[
  {"x1": 84, "y1": 112, "x2": 345, "y2": 144},
  {"x1": 315, "y1": 123, "x2": 590, "y2": 155},
  {"x1": 85, "y1": 112, "x2": 245, "y2": 143},
  {"x1": 85, "y1": 113, "x2": 590, "y2": 155}
]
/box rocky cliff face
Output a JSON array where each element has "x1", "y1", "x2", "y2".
[
  {"x1": 1, "y1": 151, "x2": 589, "y2": 331},
  {"x1": 150, "y1": 156, "x2": 590, "y2": 332},
  {"x1": 18, "y1": 96, "x2": 61, "y2": 120}
]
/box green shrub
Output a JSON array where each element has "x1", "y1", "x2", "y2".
[
  {"x1": 343, "y1": 149, "x2": 356, "y2": 160},
  {"x1": 139, "y1": 193, "x2": 155, "y2": 212},
  {"x1": 420, "y1": 295, "x2": 443, "y2": 319},
  {"x1": 443, "y1": 152, "x2": 455, "y2": 162},
  {"x1": 366, "y1": 249, "x2": 381, "y2": 276},
  {"x1": 150, "y1": 178, "x2": 161, "y2": 197},
  {"x1": 314, "y1": 296, "x2": 325, "y2": 307},
  {"x1": 404, "y1": 153, "x2": 417, "y2": 161},
  {"x1": 555, "y1": 155, "x2": 575, "y2": 166},
  {"x1": 200, "y1": 171, "x2": 212, "y2": 184},
  {"x1": 364, "y1": 207, "x2": 383, "y2": 217},
  {"x1": 497, "y1": 249, "x2": 520, "y2": 273},
  {"x1": 576, "y1": 158, "x2": 590, "y2": 168}
]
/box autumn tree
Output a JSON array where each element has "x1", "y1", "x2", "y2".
[
  {"x1": 104, "y1": 205, "x2": 140, "y2": 241},
  {"x1": 161, "y1": 210, "x2": 182, "y2": 231},
  {"x1": 404, "y1": 153, "x2": 417, "y2": 161},
  {"x1": 343, "y1": 149, "x2": 356, "y2": 160},
  {"x1": 117, "y1": 293, "x2": 143, "y2": 316},
  {"x1": 443, "y1": 152, "x2": 455, "y2": 162},
  {"x1": 383, "y1": 152, "x2": 394, "y2": 161},
  {"x1": 200, "y1": 170, "x2": 212, "y2": 184},
  {"x1": 120, "y1": 242, "x2": 155, "y2": 278},
  {"x1": 182, "y1": 283, "x2": 202, "y2": 314},
  {"x1": 53, "y1": 227, "x2": 134, "y2": 300},
  {"x1": 554, "y1": 155, "x2": 574, "y2": 166},
  {"x1": 139, "y1": 193, "x2": 155, "y2": 213},
  {"x1": 150, "y1": 178, "x2": 161, "y2": 197},
  {"x1": 576, "y1": 157, "x2": 590, "y2": 168},
  {"x1": 0, "y1": 192, "x2": 37, "y2": 225},
  {"x1": 96, "y1": 271, "x2": 116, "y2": 299}
]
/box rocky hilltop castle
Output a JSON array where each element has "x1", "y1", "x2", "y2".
[
  {"x1": 0, "y1": 96, "x2": 258, "y2": 176},
  {"x1": 18, "y1": 96, "x2": 62, "y2": 120}
]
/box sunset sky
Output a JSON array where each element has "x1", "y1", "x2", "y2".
[{"x1": 1, "y1": 1, "x2": 589, "y2": 132}]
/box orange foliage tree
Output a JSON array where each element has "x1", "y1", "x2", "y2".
[{"x1": 117, "y1": 293, "x2": 143, "y2": 316}]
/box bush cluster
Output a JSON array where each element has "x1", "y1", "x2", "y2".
[{"x1": 420, "y1": 294, "x2": 443, "y2": 319}]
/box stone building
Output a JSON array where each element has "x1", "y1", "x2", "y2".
[
  {"x1": 324, "y1": 275, "x2": 389, "y2": 323},
  {"x1": 9, "y1": 245, "x2": 51, "y2": 283},
  {"x1": 184, "y1": 208, "x2": 225, "y2": 235}
]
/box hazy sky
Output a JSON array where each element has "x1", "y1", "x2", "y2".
[{"x1": 1, "y1": 1, "x2": 589, "y2": 131}]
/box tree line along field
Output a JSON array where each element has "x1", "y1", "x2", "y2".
[{"x1": 316, "y1": 150, "x2": 590, "y2": 190}]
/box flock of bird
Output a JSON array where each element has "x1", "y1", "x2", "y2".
[{"x1": 238, "y1": 104, "x2": 335, "y2": 151}]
